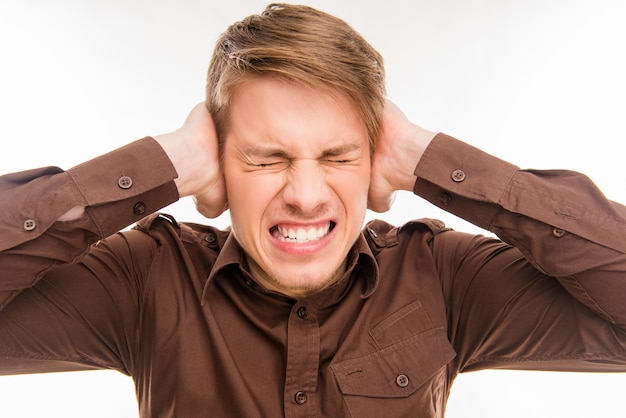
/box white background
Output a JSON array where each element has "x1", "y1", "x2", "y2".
[{"x1": 1, "y1": 0, "x2": 626, "y2": 416}]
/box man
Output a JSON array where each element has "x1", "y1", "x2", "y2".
[{"x1": 1, "y1": 3, "x2": 625, "y2": 417}]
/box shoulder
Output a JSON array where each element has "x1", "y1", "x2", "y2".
[
  {"x1": 364, "y1": 217, "x2": 499, "y2": 257},
  {"x1": 364, "y1": 218, "x2": 450, "y2": 244},
  {"x1": 362, "y1": 218, "x2": 452, "y2": 258},
  {"x1": 133, "y1": 212, "x2": 230, "y2": 251}
]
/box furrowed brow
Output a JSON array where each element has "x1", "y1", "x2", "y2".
[
  {"x1": 243, "y1": 145, "x2": 292, "y2": 160},
  {"x1": 320, "y1": 143, "x2": 362, "y2": 158}
]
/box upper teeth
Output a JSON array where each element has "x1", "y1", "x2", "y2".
[{"x1": 277, "y1": 224, "x2": 330, "y2": 243}]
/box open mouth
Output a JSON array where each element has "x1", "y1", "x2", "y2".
[{"x1": 270, "y1": 221, "x2": 336, "y2": 243}]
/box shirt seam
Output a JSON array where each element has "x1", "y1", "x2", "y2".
[
  {"x1": 0, "y1": 347, "x2": 126, "y2": 373},
  {"x1": 466, "y1": 352, "x2": 626, "y2": 368}
]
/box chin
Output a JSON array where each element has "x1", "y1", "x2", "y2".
[{"x1": 272, "y1": 265, "x2": 342, "y2": 295}]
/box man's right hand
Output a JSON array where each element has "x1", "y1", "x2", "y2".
[{"x1": 155, "y1": 102, "x2": 228, "y2": 218}]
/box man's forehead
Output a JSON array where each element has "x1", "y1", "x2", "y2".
[{"x1": 223, "y1": 77, "x2": 371, "y2": 158}]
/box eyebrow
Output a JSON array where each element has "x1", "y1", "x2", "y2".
[
  {"x1": 243, "y1": 143, "x2": 362, "y2": 159},
  {"x1": 244, "y1": 145, "x2": 291, "y2": 159},
  {"x1": 320, "y1": 143, "x2": 362, "y2": 158}
]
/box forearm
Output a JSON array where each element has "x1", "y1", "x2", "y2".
[
  {"x1": 414, "y1": 134, "x2": 626, "y2": 264},
  {"x1": 0, "y1": 137, "x2": 179, "y2": 307},
  {"x1": 415, "y1": 133, "x2": 626, "y2": 323}
]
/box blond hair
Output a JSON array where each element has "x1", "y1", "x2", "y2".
[{"x1": 206, "y1": 3, "x2": 386, "y2": 151}]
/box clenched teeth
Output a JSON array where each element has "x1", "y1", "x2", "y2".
[{"x1": 272, "y1": 222, "x2": 334, "y2": 243}]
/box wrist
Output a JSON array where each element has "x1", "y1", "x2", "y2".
[
  {"x1": 395, "y1": 125, "x2": 437, "y2": 192},
  {"x1": 154, "y1": 131, "x2": 189, "y2": 196}
]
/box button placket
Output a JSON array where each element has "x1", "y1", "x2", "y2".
[{"x1": 284, "y1": 303, "x2": 319, "y2": 413}]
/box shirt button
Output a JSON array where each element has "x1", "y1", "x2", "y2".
[
  {"x1": 294, "y1": 391, "x2": 307, "y2": 405},
  {"x1": 133, "y1": 202, "x2": 147, "y2": 215},
  {"x1": 451, "y1": 169, "x2": 466, "y2": 183},
  {"x1": 23, "y1": 219, "x2": 37, "y2": 231},
  {"x1": 396, "y1": 374, "x2": 410, "y2": 388},
  {"x1": 203, "y1": 234, "x2": 218, "y2": 248},
  {"x1": 296, "y1": 306, "x2": 308, "y2": 319},
  {"x1": 439, "y1": 192, "x2": 452, "y2": 206},
  {"x1": 118, "y1": 176, "x2": 133, "y2": 189},
  {"x1": 552, "y1": 227, "x2": 566, "y2": 238}
]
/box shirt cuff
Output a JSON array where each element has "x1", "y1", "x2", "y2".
[
  {"x1": 413, "y1": 133, "x2": 519, "y2": 231},
  {"x1": 67, "y1": 137, "x2": 179, "y2": 238}
]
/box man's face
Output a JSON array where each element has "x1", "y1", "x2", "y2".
[{"x1": 223, "y1": 78, "x2": 371, "y2": 298}]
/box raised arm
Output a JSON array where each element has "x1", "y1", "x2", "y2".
[
  {"x1": 1, "y1": 102, "x2": 226, "y2": 280},
  {"x1": 371, "y1": 99, "x2": 626, "y2": 370}
]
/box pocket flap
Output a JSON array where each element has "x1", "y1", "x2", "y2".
[{"x1": 331, "y1": 329, "x2": 455, "y2": 398}]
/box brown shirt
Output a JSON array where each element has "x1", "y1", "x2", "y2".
[{"x1": 1, "y1": 134, "x2": 625, "y2": 417}]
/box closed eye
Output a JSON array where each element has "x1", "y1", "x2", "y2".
[
  {"x1": 256, "y1": 161, "x2": 284, "y2": 168},
  {"x1": 324, "y1": 158, "x2": 356, "y2": 164},
  {"x1": 248, "y1": 157, "x2": 292, "y2": 171},
  {"x1": 320, "y1": 143, "x2": 363, "y2": 165},
  {"x1": 240, "y1": 146, "x2": 292, "y2": 170}
]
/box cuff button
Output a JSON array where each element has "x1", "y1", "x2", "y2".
[
  {"x1": 118, "y1": 176, "x2": 133, "y2": 189},
  {"x1": 451, "y1": 169, "x2": 466, "y2": 182},
  {"x1": 133, "y1": 202, "x2": 147, "y2": 215}
]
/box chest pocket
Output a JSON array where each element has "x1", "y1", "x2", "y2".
[{"x1": 330, "y1": 301, "x2": 456, "y2": 417}]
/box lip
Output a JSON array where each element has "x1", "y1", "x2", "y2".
[{"x1": 269, "y1": 220, "x2": 336, "y2": 256}]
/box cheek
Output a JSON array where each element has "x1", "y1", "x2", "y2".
[
  {"x1": 225, "y1": 171, "x2": 282, "y2": 227},
  {"x1": 331, "y1": 169, "x2": 370, "y2": 213}
]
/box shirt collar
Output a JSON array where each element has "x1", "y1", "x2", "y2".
[
  {"x1": 201, "y1": 231, "x2": 379, "y2": 304},
  {"x1": 350, "y1": 232, "x2": 380, "y2": 298}
]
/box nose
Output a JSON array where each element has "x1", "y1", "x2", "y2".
[{"x1": 281, "y1": 160, "x2": 331, "y2": 214}]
